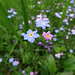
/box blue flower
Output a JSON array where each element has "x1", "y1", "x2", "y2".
[
  {"x1": 54, "y1": 34, "x2": 57, "y2": 37},
  {"x1": 7, "y1": 15, "x2": 11, "y2": 18},
  {"x1": 12, "y1": 61, "x2": 18, "y2": 66},
  {"x1": 0, "y1": 58, "x2": 2, "y2": 63},
  {"x1": 36, "y1": 19, "x2": 50, "y2": 29},
  {"x1": 23, "y1": 29, "x2": 39, "y2": 43},
  {"x1": 55, "y1": 30, "x2": 59, "y2": 33},
  {"x1": 53, "y1": 38, "x2": 57, "y2": 41},
  {"x1": 9, "y1": 58, "x2": 14, "y2": 63},
  {"x1": 69, "y1": 49, "x2": 73, "y2": 53},
  {"x1": 60, "y1": 27, "x2": 64, "y2": 30}
]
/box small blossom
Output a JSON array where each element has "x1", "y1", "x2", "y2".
[
  {"x1": 49, "y1": 42, "x2": 53, "y2": 45},
  {"x1": 9, "y1": 58, "x2": 14, "y2": 63},
  {"x1": 30, "y1": 72, "x2": 34, "y2": 75},
  {"x1": 36, "y1": 19, "x2": 50, "y2": 29},
  {"x1": 69, "y1": 49, "x2": 73, "y2": 53},
  {"x1": 12, "y1": 61, "x2": 19, "y2": 66},
  {"x1": 23, "y1": 29, "x2": 39, "y2": 43},
  {"x1": 42, "y1": 31, "x2": 53, "y2": 40},
  {"x1": 22, "y1": 70, "x2": 25, "y2": 74},
  {"x1": 55, "y1": 53, "x2": 61, "y2": 59},
  {"x1": 7, "y1": 15, "x2": 11, "y2": 18},
  {"x1": 44, "y1": 46, "x2": 48, "y2": 49},
  {"x1": 71, "y1": 29, "x2": 75, "y2": 35},
  {"x1": 0, "y1": 58, "x2": 2, "y2": 63},
  {"x1": 55, "y1": 30, "x2": 59, "y2": 33},
  {"x1": 38, "y1": 42, "x2": 42, "y2": 46},
  {"x1": 53, "y1": 38, "x2": 57, "y2": 41},
  {"x1": 66, "y1": 35, "x2": 69, "y2": 39}
]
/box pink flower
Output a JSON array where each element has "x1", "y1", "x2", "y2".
[
  {"x1": 42, "y1": 31, "x2": 53, "y2": 40},
  {"x1": 60, "y1": 52, "x2": 63, "y2": 55}
]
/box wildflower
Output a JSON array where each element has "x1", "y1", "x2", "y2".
[
  {"x1": 9, "y1": 58, "x2": 14, "y2": 63},
  {"x1": 19, "y1": 25, "x2": 23, "y2": 30},
  {"x1": 66, "y1": 35, "x2": 69, "y2": 39},
  {"x1": 0, "y1": 58, "x2": 2, "y2": 63},
  {"x1": 55, "y1": 13, "x2": 61, "y2": 18},
  {"x1": 69, "y1": 14, "x2": 74, "y2": 17},
  {"x1": 54, "y1": 34, "x2": 57, "y2": 37},
  {"x1": 42, "y1": 31, "x2": 53, "y2": 40},
  {"x1": 55, "y1": 30, "x2": 59, "y2": 33},
  {"x1": 35, "y1": 71, "x2": 38, "y2": 75},
  {"x1": 60, "y1": 27, "x2": 64, "y2": 30},
  {"x1": 11, "y1": 14, "x2": 15, "y2": 17},
  {"x1": 63, "y1": 19, "x2": 68, "y2": 23},
  {"x1": 12, "y1": 60, "x2": 19, "y2": 66},
  {"x1": 44, "y1": 46, "x2": 48, "y2": 49},
  {"x1": 38, "y1": 42, "x2": 42, "y2": 46},
  {"x1": 55, "y1": 53, "x2": 61, "y2": 59},
  {"x1": 4, "y1": 55, "x2": 7, "y2": 58},
  {"x1": 30, "y1": 72, "x2": 34, "y2": 75},
  {"x1": 69, "y1": 49, "x2": 73, "y2": 53},
  {"x1": 21, "y1": 33, "x2": 25, "y2": 36},
  {"x1": 53, "y1": 38, "x2": 57, "y2": 41},
  {"x1": 49, "y1": 42, "x2": 53, "y2": 45},
  {"x1": 50, "y1": 46, "x2": 53, "y2": 49},
  {"x1": 60, "y1": 52, "x2": 64, "y2": 55},
  {"x1": 36, "y1": 19, "x2": 50, "y2": 29},
  {"x1": 21, "y1": 70, "x2": 25, "y2": 74},
  {"x1": 23, "y1": 29, "x2": 39, "y2": 43},
  {"x1": 7, "y1": 15, "x2": 11, "y2": 18},
  {"x1": 68, "y1": 32, "x2": 71, "y2": 35},
  {"x1": 71, "y1": 29, "x2": 75, "y2": 35},
  {"x1": 65, "y1": 22, "x2": 69, "y2": 25},
  {"x1": 13, "y1": 11, "x2": 17, "y2": 15}
]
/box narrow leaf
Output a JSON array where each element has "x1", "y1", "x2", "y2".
[
  {"x1": 47, "y1": 54, "x2": 56, "y2": 75},
  {"x1": 20, "y1": 0, "x2": 30, "y2": 33}
]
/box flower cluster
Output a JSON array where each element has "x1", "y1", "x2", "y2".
[
  {"x1": 9, "y1": 58, "x2": 19, "y2": 66},
  {"x1": 7, "y1": 8, "x2": 17, "y2": 18}
]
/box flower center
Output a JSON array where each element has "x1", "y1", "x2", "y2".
[
  {"x1": 46, "y1": 35, "x2": 50, "y2": 37},
  {"x1": 29, "y1": 33, "x2": 33, "y2": 37},
  {"x1": 41, "y1": 22, "x2": 45, "y2": 25}
]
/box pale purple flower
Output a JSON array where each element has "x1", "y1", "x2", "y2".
[
  {"x1": 12, "y1": 61, "x2": 19, "y2": 66},
  {"x1": 69, "y1": 49, "x2": 73, "y2": 53},
  {"x1": 9, "y1": 58, "x2": 14, "y2": 63},
  {"x1": 0, "y1": 58, "x2": 2, "y2": 62},
  {"x1": 53, "y1": 38, "x2": 57, "y2": 41},
  {"x1": 7, "y1": 15, "x2": 11, "y2": 18},
  {"x1": 30, "y1": 72, "x2": 34, "y2": 75},
  {"x1": 55, "y1": 53, "x2": 61, "y2": 59},
  {"x1": 55, "y1": 30, "x2": 59, "y2": 33}
]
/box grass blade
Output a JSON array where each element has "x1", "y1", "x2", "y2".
[
  {"x1": 58, "y1": 0, "x2": 71, "y2": 26},
  {"x1": 20, "y1": 0, "x2": 30, "y2": 33},
  {"x1": 0, "y1": 4, "x2": 22, "y2": 43}
]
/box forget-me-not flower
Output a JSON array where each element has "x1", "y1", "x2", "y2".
[
  {"x1": 36, "y1": 19, "x2": 50, "y2": 29},
  {"x1": 23, "y1": 29, "x2": 39, "y2": 43},
  {"x1": 0, "y1": 58, "x2": 2, "y2": 63},
  {"x1": 12, "y1": 61, "x2": 18, "y2": 66},
  {"x1": 9, "y1": 58, "x2": 14, "y2": 63}
]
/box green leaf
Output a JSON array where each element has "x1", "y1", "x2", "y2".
[
  {"x1": 62, "y1": 57, "x2": 75, "y2": 71},
  {"x1": 54, "y1": 46, "x2": 61, "y2": 53},
  {"x1": 56, "y1": 72, "x2": 73, "y2": 75},
  {"x1": 61, "y1": 45, "x2": 66, "y2": 51},
  {"x1": 20, "y1": 0, "x2": 30, "y2": 33},
  {"x1": 47, "y1": 54, "x2": 56, "y2": 75}
]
